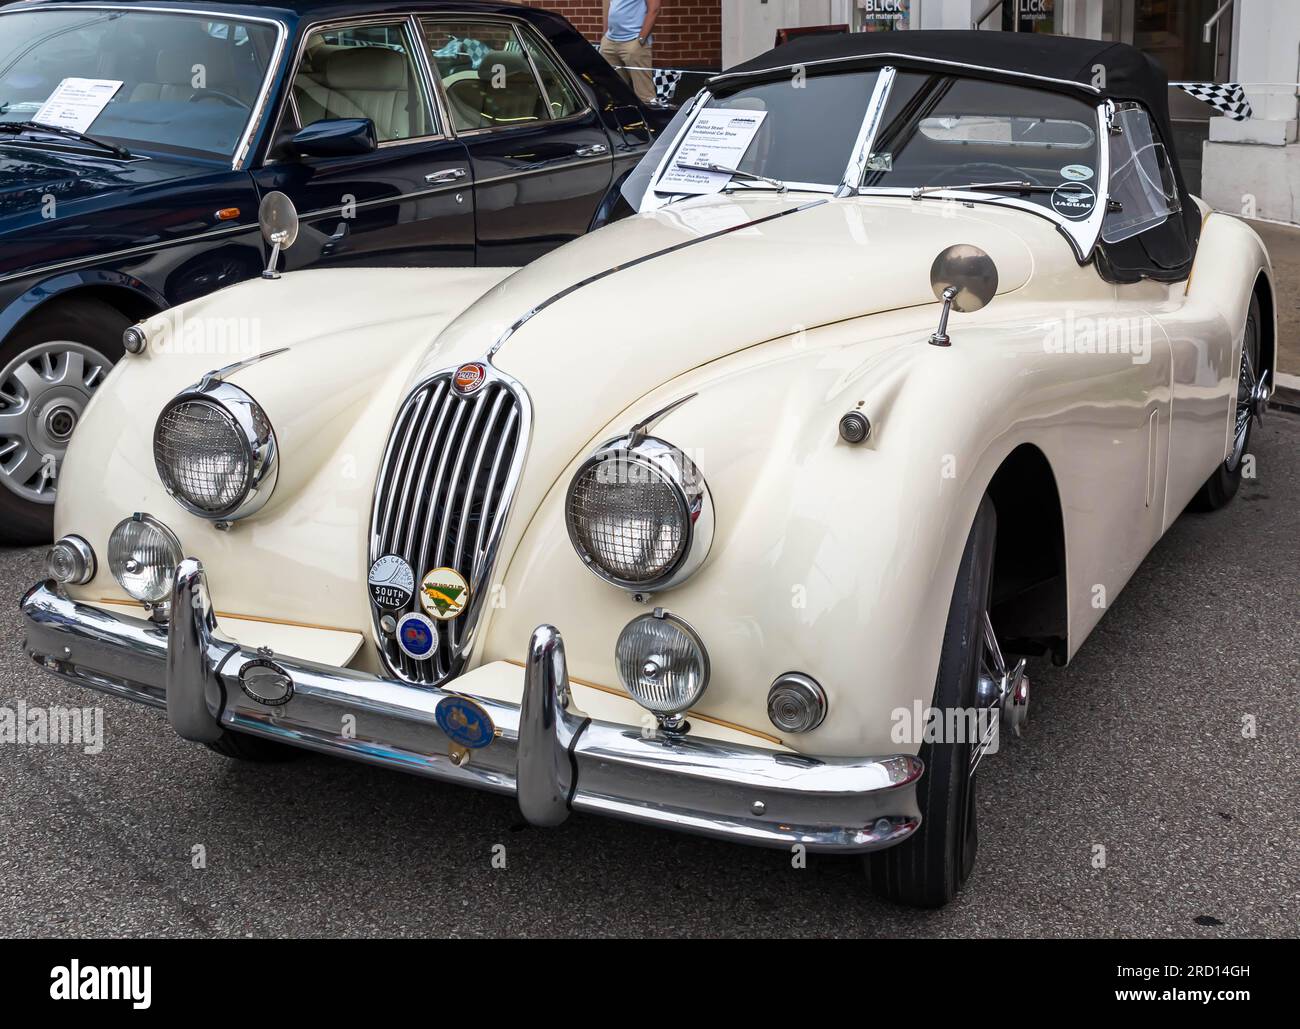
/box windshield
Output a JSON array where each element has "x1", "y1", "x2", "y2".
[
  {"x1": 624, "y1": 69, "x2": 881, "y2": 207},
  {"x1": 861, "y1": 72, "x2": 1103, "y2": 222},
  {"x1": 0, "y1": 9, "x2": 279, "y2": 161}
]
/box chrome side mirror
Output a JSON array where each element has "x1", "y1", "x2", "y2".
[
  {"x1": 259, "y1": 191, "x2": 300, "y2": 280},
  {"x1": 928, "y1": 244, "x2": 998, "y2": 347}
]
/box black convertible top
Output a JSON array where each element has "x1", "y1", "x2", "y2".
[{"x1": 713, "y1": 31, "x2": 1199, "y2": 283}]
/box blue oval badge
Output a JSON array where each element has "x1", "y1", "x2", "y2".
[{"x1": 436, "y1": 695, "x2": 496, "y2": 749}]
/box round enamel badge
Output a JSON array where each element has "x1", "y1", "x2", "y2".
[
  {"x1": 435, "y1": 695, "x2": 495, "y2": 749},
  {"x1": 454, "y1": 362, "x2": 487, "y2": 395},
  {"x1": 419, "y1": 567, "x2": 470, "y2": 620},
  {"x1": 368, "y1": 554, "x2": 415, "y2": 610},
  {"x1": 396, "y1": 612, "x2": 439, "y2": 660}
]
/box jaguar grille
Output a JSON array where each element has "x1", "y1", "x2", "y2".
[{"x1": 369, "y1": 368, "x2": 528, "y2": 685}]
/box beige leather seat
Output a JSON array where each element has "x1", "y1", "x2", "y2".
[
  {"x1": 130, "y1": 51, "x2": 211, "y2": 104},
  {"x1": 294, "y1": 47, "x2": 414, "y2": 141},
  {"x1": 445, "y1": 51, "x2": 544, "y2": 131}
]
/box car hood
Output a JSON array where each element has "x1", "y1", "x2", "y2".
[
  {"x1": 416, "y1": 191, "x2": 1037, "y2": 508},
  {"x1": 0, "y1": 143, "x2": 203, "y2": 215}
]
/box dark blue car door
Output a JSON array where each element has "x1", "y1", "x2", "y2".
[
  {"x1": 420, "y1": 15, "x2": 613, "y2": 267},
  {"x1": 252, "y1": 16, "x2": 475, "y2": 270}
]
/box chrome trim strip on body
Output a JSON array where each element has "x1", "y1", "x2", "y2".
[
  {"x1": 708, "y1": 52, "x2": 1106, "y2": 97},
  {"x1": 3, "y1": 5, "x2": 289, "y2": 171},
  {"x1": 20, "y1": 573, "x2": 925, "y2": 853},
  {"x1": 487, "y1": 198, "x2": 829, "y2": 357}
]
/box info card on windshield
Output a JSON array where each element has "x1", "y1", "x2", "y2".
[
  {"x1": 658, "y1": 110, "x2": 769, "y2": 195},
  {"x1": 34, "y1": 79, "x2": 123, "y2": 134}
]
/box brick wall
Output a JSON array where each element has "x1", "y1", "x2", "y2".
[{"x1": 520, "y1": 2, "x2": 722, "y2": 69}]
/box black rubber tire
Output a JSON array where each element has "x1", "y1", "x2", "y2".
[
  {"x1": 1189, "y1": 294, "x2": 1262, "y2": 512},
  {"x1": 204, "y1": 730, "x2": 302, "y2": 763},
  {"x1": 867, "y1": 495, "x2": 996, "y2": 908},
  {"x1": 0, "y1": 298, "x2": 129, "y2": 545}
]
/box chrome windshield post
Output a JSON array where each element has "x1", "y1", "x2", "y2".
[{"x1": 837, "y1": 65, "x2": 896, "y2": 198}]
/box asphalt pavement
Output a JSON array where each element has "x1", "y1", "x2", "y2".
[{"x1": 1, "y1": 413, "x2": 1296, "y2": 939}]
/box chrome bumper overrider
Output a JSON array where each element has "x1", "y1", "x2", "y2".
[{"x1": 20, "y1": 560, "x2": 923, "y2": 853}]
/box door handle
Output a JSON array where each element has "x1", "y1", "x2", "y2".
[
  {"x1": 425, "y1": 167, "x2": 468, "y2": 185},
  {"x1": 575, "y1": 144, "x2": 609, "y2": 158}
]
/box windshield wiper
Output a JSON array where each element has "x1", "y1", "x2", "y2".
[
  {"x1": 911, "y1": 180, "x2": 1086, "y2": 199},
  {"x1": 676, "y1": 162, "x2": 787, "y2": 192},
  {"x1": 0, "y1": 121, "x2": 131, "y2": 158}
]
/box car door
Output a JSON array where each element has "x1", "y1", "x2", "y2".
[
  {"x1": 420, "y1": 15, "x2": 614, "y2": 266},
  {"x1": 253, "y1": 16, "x2": 474, "y2": 269}
]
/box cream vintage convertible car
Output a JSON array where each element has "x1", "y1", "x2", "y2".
[{"x1": 21, "y1": 32, "x2": 1274, "y2": 906}]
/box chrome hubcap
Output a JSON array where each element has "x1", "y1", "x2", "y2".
[{"x1": 0, "y1": 341, "x2": 110, "y2": 504}]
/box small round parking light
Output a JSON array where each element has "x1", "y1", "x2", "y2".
[
  {"x1": 767, "y1": 672, "x2": 828, "y2": 734},
  {"x1": 46, "y1": 535, "x2": 96, "y2": 585}
]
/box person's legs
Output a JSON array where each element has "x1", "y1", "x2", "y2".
[
  {"x1": 622, "y1": 38, "x2": 655, "y2": 105},
  {"x1": 599, "y1": 35, "x2": 634, "y2": 92}
]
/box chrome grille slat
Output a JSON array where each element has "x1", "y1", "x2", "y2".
[{"x1": 368, "y1": 369, "x2": 529, "y2": 687}]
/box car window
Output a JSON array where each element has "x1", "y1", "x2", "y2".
[
  {"x1": 0, "y1": 9, "x2": 278, "y2": 161},
  {"x1": 518, "y1": 26, "x2": 583, "y2": 119},
  {"x1": 1101, "y1": 104, "x2": 1181, "y2": 243},
  {"x1": 291, "y1": 22, "x2": 434, "y2": 143},
  {"x1": 863, "y1": 73, "x2": 1103, "y2": 223},
  {"x1": 422, "y1": 19, "x2": 548, "y2": 132}
]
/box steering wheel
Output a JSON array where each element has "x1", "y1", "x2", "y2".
[
  {"x1": 188, "y1": 90, "x2": 249, "y2": 111},
  {"x1": 925, "y1": 162, "x2": 1044, "y2": 188}
]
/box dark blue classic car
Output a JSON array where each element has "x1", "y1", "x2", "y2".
[{"x1": 0, "y1": 0, "x2": 665, "y2": 541}]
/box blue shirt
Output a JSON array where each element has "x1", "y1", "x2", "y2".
[{"x1": 607, "y1": 0, "x2": 648, "y2": 42}]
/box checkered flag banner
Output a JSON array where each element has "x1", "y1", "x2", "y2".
[
  {"x1": 1172, "y1": 82, "x2": 1253, "y2": 121},
  {"x1": 653, "y1": 69, "x2": 684, "y2": 103}
]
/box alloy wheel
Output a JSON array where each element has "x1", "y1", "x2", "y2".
[{"x1": 0, "y1": 340, "x2": 110, "y2": 504}]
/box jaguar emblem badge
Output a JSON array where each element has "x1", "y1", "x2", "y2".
[
  {"x1": 454, "y1": 362, "x2": 487, "y2": 394},
  {"x1": 419, "y1": 567, "x2": 470, "y2": 620}
]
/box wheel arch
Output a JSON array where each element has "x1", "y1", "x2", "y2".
[
  {"x1": 1252, "y1": 270, "x2": 1276, "y2": 387},
  {"x1": 984, "y1": 442, "x2": 1069, "y2": 665},
  {"x1": 0, "y1": 271, "x2": 166, "y2": 348}
]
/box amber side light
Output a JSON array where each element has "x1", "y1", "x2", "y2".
[{"x1": 215, "y1": 208, "x2": 241, "y2": 221}]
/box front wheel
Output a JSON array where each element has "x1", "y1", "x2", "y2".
[
  {"x1": 867, "y1": 495, "x2": 997, "y2": 907},
  {"x1": 0, "y1": 299, "x2": 128, "y2": 544}
]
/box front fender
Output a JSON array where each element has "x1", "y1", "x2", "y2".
[{"x1": 485, "y1": 300, "x2": 1172, "y2": 756}]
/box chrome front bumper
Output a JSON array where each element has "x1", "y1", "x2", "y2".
[{"x1": 20, "y1": 560, "x2": 922, "y2": 853}]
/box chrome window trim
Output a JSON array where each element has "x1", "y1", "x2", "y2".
[
  {"x1": 837, "y1": 65, "x2": 894, "y2": 198},
  {"x1": 416, "y1": 11, "x2": 595, "y2": 137},
  {"x1": 0, "y1": 4, "x2": 288, "y2": 170},
  {"x1": 270, "y1": 12, "x2": 448, "y2": 153}
]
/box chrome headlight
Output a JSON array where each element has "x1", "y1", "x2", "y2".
[
  {"x1": 154, "y1": 380, "x2": 277, "y2": 521},
  {"x1": 565, "y1": 435, "x2": 713, "y2": 592},
  {"x1": 108, "y1": 513, "x2": 182, "y2": 604},
  {"x1": 615, "y1": 609, "x2": 710, "y2": 720}
]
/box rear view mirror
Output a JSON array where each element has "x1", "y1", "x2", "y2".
[{"x1": 290, "y1": 118, "x2": 377, "y2": 159}]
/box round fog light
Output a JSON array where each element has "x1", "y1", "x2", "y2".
[
  {"x1": 615, "y1": 609, "x2": 710, "y2": 719},
  {"x1": 767, "y1": 672, "x2": 827, "y2": 733},
  {"x1": 46, "y1": 535, "x2": 96, "y2": 585},
  {"x1": 108, "y1": 514, "x2": 183, "y2": 604}
]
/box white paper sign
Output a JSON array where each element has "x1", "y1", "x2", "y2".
[
  {"x1": 33, "y1": 78, "x2": 123, "y2": 134},
  {"x1": 657, "y1": 109, "x2": 769, "y2": 195}
]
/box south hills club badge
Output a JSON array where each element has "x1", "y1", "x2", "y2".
[
  {"x1": 419, "y1": 567, "x2": 469, "y2": 620},
  {"x1": 368, "y1": 555, "x2": 415, "y2": 610}
]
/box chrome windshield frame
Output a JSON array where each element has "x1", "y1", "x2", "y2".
[{"x1": 0, "y1": 4, "x2": 289, "y2": 170}]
